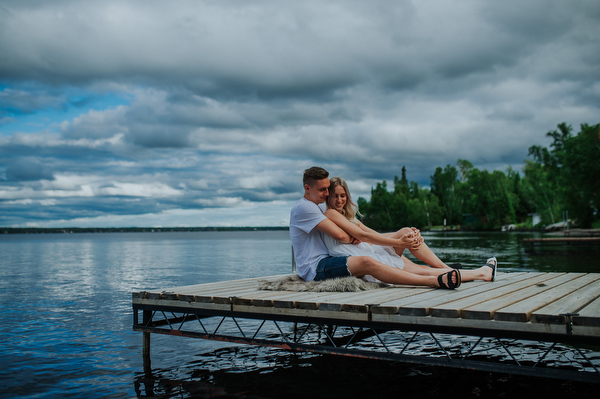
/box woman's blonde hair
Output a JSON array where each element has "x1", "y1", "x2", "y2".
[{"x1": 327, "y1": 177, "x2": 361, "y2": 220}]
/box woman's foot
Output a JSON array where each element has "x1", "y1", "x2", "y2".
[
  {"x1": 484, "y1": 257, "x2": 498, "y2": 282},
  {"x1": 437, "y1": 269, "x2": 461, "y2": 289}
]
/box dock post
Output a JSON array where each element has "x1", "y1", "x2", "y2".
[
  {"x1": 142, "y1": 310, "x2": 152, "y2": 375},
  {"x1": 143, "y1": 332, "x2": 151, "y2": 374}
]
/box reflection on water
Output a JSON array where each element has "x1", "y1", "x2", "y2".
[
  {"x1": 134, "y1": 347, "x2": 598, "y2": 399},
  {"x1": 0, "y1": 231, "x2": 598, "y2": 398}
]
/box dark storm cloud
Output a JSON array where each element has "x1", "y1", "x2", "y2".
[
  {"x1": 4, "y1": 159, "x2": 54, "y2": 181},
  {"x1": 0, "y1": 0, "x2": 599, "y2": 227}
]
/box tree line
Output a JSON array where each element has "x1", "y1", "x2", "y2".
[{"x1": 357, "y1": 123, "x2": 600, "y2": 231}]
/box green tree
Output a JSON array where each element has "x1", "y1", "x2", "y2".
[
  {"x1": 430, "y1": 164, "x2": 461, "y2": 225},
  {"x1": 358, "y1": 167, "x2": 444, "y2": 231},
  {"x1": 457, "y1": 159, "x2": 474, "y2": 183},
  {"x1": 359, "y1": 180, "x2": 395, "y2": 231},
  {"x1": 560, "y1": 123, "x2": 600, "y2": 227},
  {"x1": 457, "y1": 168, "x2": 516, "y2": 229},
  {"x1": 506, "y1": 166, "x2": 533, "y2": 223},
  {"x1": 406, "y1": 188, "x2": 444, "y2": 229},
  {"x1": 522, "y1": 159, "x2": 561, "y2": 225},
  {"x1": 526, "y1": 122, "x2": 600, "y2": 227}
]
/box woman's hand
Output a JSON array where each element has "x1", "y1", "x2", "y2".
[
  {"x1": 408, "y1": 227, "x2": 424, "y2": 249},
  {"x1": 350, "y1": 236, "x2": 362, "y2": 245},
  {"x1": 397, "y1": 229, "x2": 423, "y2": 250}
]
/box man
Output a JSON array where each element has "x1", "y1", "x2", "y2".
[
  {"x1": 289, "y1": 166, "x2": 468, "y2": 288},
  {"x1": 289, "y1": 166, "x2": 357, "y2": 281}
]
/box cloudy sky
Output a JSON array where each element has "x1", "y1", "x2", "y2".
[{"x1": 1, "y1": 0, "x2": 599, "y2": 228}]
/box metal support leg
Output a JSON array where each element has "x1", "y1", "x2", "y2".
[
  {"x1": 143, "y1": 332, "x2": 151, "y2": 375},
  {"x1": 142, "y1": 310, "x2": 153, "y2": 375}
]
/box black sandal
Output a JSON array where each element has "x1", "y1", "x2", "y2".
[{"x1": 437, "y1": 269, "x2": 461, "y2": 289}]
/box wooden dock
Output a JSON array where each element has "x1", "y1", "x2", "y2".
[
  {"x1": 524, "y1": 237, "x2": 600, "y2": 251},
  {"x1": 133, "y1": 271, "x2": 600, "y2": 382}
]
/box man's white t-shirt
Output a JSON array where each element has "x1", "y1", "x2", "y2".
[{"x1": 289, "y1": 197, "x2": 328, "y2": 281}]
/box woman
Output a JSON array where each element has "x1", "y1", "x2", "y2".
[
  {"x1": 326, "y1": 177, "x2": 455, "y2": 269},
  {"x1": 323, "y1": 177, "x2": 497, "y2": 287}
]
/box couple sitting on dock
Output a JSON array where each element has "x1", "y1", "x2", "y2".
[{"x1": 289, "y1": 166, "x2": 497, "y2": 290}]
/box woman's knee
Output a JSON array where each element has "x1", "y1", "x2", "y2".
[
  {"x1": 398, "y1": 227, "x2": 413, "y2": 235},
  {"x1": 392, "y1": 227, "x2": 413, "y2": 238},
  {"x1": 347, "y1": 256, "x2": 377, "y2": 275}
]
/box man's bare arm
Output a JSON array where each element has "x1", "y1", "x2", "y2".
[{"x1": 314, "y1": 217, "x2": 357, "y2": 244}]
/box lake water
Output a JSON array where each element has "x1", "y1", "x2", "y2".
[{"x1": 0, "y1": 230, "x2": 598, "y2": 398}]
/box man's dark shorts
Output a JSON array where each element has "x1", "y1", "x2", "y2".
[{"x1": 314, "y1": 256, "x2": 351, "y2": 281}]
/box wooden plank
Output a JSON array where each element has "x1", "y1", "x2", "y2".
[
  {"x1": 271, "y1": 291, "x2": 346, "y2": 309},
  {"x1": 294, "y1": 291, "x2": 357, "y2": 310},
  {"x1": 531, "y1": 277, "x2": 600, "y2": 324},
  {"x1": 395, "y1": 280, "x2": 510, "y2": 317},
  {"x1": 227, "y1": 290, "x2": 351, "y2": 310},
  {"x1": 239, "y1": 284, "x2": 456, "y2": 313},
  {"x1": 144, "y1": 283, "x2": 265, "y2": 304},
  {"x1": 232, "y1": 289, "x2": 309, "y2": 306},
  {"x1": 341, "y1": 287, "x2": 431, "y2": 313},
  {"x1": 572, "y1": 325, "x2": 600, "y2": 337},
  {"x1": 372, "y1": 312, "x2": 573, "y2": 336},
  {"x1": 314, "y1": 288, "x2": 419, "y2": 313},
  {"x1": 139, "y1": 276, "x2": 269, "y2": 300},
  {"x1": 237, "y1": 278, "x2": 385, "y2": 309},
  {"x1": 132, "y1": 297, "x2": 232, "y2": 311},
  {"x1": 429, "y1": 273, "x2": 555, "y2": 318},
  {"x1": 178, "y1": 276, "x2": 292, "y2": 302},
  {"x1": 209, "y1": 287, "x2": 268, "y2": 304},
  {"x1": 250, "y1": 291, "x2": 309, "y2": 308},
  {"x1": 229, "y1": 289, "x2": 301, "y2": 304},
  {"x1": 494, "y1": 273, "x2": 591, "y2": 322},
  {"x1": 460, "y1": 273, "x2": 570, "y2": 320},
  {"x1": 373, "y1": 272, "x2": 513, "y2": 316},
  {"x1": 573, "y1": 295, "x2": 600, "y2": 327},
  {"x1": 138, "y1": 275, "x2": 273, "y2": 295},
  {"x1": 247, "y1": 283, "x2": 427, "y2": 310}
]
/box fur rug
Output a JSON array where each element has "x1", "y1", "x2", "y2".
[{"x1": 258, "y1": 274, "x2": 386, "y2": 292}]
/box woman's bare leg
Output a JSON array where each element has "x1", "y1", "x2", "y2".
[
  {"x1": 401, "y1": 257, "x2": 447, "y2": 276},
  {"x1": 459, "y1": 267, "x2": 493, "y2": 282},
  {"x1": 346, "y1": 256, "x2": 458, "y2": 287},
  {"x1": 402, "y1": 256, "x2": 494, "y2": 282},
  {"x1": 407, "y1": 242, "x2": 450, "y2": 268},
  {"x1": 389, "y1": 228, "x2": 450, "y2": 269}
]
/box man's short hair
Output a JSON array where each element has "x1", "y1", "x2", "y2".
[{"x1": 303, "y1": 166, "x2": 329, "y2": 187}]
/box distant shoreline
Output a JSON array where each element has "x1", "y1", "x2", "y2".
[{"x1": 1, "y1": 226, "x2": 290, "y2": 234}]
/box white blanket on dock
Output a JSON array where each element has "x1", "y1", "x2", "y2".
[{"x1": 258, "y1": 274, "x2": 386, "y2": 292}]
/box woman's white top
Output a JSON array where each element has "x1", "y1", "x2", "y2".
[{"x1": 322, "y1": 220, "x2": 404, "y2": 283}]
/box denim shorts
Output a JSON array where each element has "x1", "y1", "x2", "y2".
[{"x1": 314, "y1": 256, "x2": 351, "y2": 281}]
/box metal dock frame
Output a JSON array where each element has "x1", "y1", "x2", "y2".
[{"x1": 133, "y1": 301, "x2": 600, "y2": 384}]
